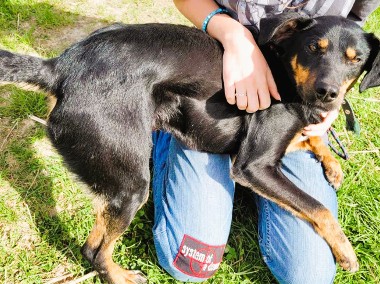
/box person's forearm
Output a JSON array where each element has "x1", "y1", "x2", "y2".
[
  {"x1": 173, "y1": 0, "x2": 219, "y2": 28},
  {"x1": 173, "y1": 0, "x2": 280, "y2": 111},
  {"x1": 173, "y1": 0, "x2": 255, "y2": 48}
]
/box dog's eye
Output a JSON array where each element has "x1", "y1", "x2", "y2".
[
  {"x1": 350, "y1": 57, "x2": 361, "y2": 63},
  {"x1": 309, "y1": 43, "x2": 317, "y2": 52}
]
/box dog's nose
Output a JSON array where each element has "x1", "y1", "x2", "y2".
[{"x1": 315, "y1": 82, "x2": 339, "y2": 102}]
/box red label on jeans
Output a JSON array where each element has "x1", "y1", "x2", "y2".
[{"x1": 173, "y1": 234, "x2": 225, "y2": 278}]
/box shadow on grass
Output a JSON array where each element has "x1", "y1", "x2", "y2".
[
  {"x1": 0, "y1": 122, "x2": 92, "y2": 270},
  {"x1": 0, "y1": 1, "x2": 112, "y2": 278}
]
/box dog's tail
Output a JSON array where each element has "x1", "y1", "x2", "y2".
[{"x1": 0, "y1": 50, "x2": 56, "y2": 91}]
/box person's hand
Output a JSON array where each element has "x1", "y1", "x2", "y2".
[
  {"x1": 303, "y1": 110, "x2": 339, "y2": 136},
  {"x1": 222, "y1": 28, "x2": 281, "y2": 113}
]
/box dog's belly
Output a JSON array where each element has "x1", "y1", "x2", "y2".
[{"x1": 158, "y1": 95, "x2": 250, "y2": 154}]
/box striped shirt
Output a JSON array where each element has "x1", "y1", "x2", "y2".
[{"x1": 215, "y1": 0, "x2": 371, "y2": 27}]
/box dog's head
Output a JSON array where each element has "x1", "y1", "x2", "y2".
[{"x1": 259, "y1": 14, "x2": 380, "y2": 111}]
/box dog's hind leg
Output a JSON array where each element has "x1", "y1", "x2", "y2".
[
  {"x1": 81, "y1": 175, "x2": 149, "y2": 284},
  {"x1": 47, "y1": 83, "x2": 153, "y2": 282}
]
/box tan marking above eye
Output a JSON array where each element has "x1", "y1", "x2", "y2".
[
  {"x1": 346, "y1": 47, "x2": 357, "y2": 61},
  {"x1": 291, "y1": 55, "x2": 310, "y2": 86},
  {"x1": 318, "y1": 38, "x2": 329, "y2": 49}
]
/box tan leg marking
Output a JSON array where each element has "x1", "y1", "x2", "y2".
[
  {"x1": 98, "y1": 233, "x2": 146, "y2": 284},
  {"x1": 85, "y1": 199, "x2": 147, "y2": 284},
  {"x1": 312, "y1": 208, "x2": 359, "y2": 272},
  {"x1": 85, "y1": 200, "x2": 107, "y2": 253},
  {"x1": 286, "y1": 133, "x2": 343, "y2": 189}
]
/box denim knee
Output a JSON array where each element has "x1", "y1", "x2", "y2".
[
  {"x1": 154, "y1": 232, "x2": 211, "y2": 282},
  {"x1": 270, "y1": 252, "x2": 336, "y2": 284},
  {"x1": 257, "y1": 150, "x2": 338, "y2": 284},
  {"x1": 261, "y1": 214, "x2": 337, "y2": 284},
  {"x1": 152, "y1": 131, "x2": 234, "y2": 282}
]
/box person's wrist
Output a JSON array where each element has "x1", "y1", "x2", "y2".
[
  {"x1": 202, "y1": 7, "x2": 229, "y2": 33},
  {"x1": 215, "y1": 22, "x2": 256, "y2": 51},
  {"x1": 222, "y1": 29, "x2": 257, "y2": 55},
  {"x1": 207, "y1": 14, "x2": 254, "y2": 45}
]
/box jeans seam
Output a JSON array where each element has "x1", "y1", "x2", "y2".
[
  {"x1": 152, "y1": 161, "x2": 169, "y2": 236},
  {"x1": 153, "y1": 227, "x2": 167, "y2": 236},
  {"x1": 263, "y1": 199, "x2": 272, "y2": 263}
]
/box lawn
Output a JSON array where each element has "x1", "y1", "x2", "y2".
[{"x1": 0, "y1": 1, "x2": 379, "y2": 283}]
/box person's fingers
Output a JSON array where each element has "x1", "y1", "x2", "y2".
[
  {"x1": 266, "y1": 67, "x2": 281, "y2": 101},
  {"x1": 322, "y1": 110, "x2": 339, "y2": 123},
  {"x1": 244, "y1": 75, "x2": 258, "y2": 112},
  {"x1": 303, "y1": 110, "x2": 339, "y2": 136},
  {"x1": 303, "y1": 128, "x2": 328, "y2": 137},
  {"x1": 235, "y1": 82, "x2": 248, "y2": 110},
  {"x1": 257, "y1": 84, "x2": 271, "y2": 110},
  {"x1": 246, "y1": 90, "x2": 259, "y2": 113},
  {"x1": 303, "y1": 121, "x2": 331, "y2": 136},
  {"x1": 222, "y1": 38, "x2": 278, "y2": 112},
  {"x1": 223, "y1": 71, "x2": 236, "y2": 105},
  {"x1": 223, "y1": 55, "x2": 237, "y2": 105}
]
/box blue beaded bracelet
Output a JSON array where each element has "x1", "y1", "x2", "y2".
[{"x1": 202, "y1": 7, "x2": 229, "y2": 33}]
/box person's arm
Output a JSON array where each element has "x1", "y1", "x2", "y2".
[
  {"x1": 174, "y1": 0, "x2": 280, "y2": 113},
  {"x1": 349, "y1": 0, "x2": 380, "y2": 25}
]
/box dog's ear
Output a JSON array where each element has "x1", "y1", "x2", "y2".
[
  {"x1": 258, "y1": 13, "x2": 316, "y2": 45},
  {"x1": 360, "y1": 35, "x2": 380, "y2": 92}
]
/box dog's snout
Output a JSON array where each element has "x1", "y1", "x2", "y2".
[{"x1": 315, "y1": 82, "x2": 339, "y2": 102}]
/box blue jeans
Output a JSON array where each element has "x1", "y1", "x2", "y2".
[{"x1": 152, "y1": 131, "x2": 337, "y2": 284}]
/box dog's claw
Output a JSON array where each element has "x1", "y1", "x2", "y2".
[
  {"x1": 130, "y1": 270, "x2": 147, "y2": 284},
  {"x1": 101, "y1": 265, "x2": 147, "y2": 284}
]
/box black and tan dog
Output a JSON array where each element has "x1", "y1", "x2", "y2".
[{"x1": 1, "y1": 14, "x2": 380, "y2": 283}]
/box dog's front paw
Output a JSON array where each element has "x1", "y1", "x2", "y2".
[
  {"x1": 323, "y1": 157, "x2": 343, "y2": 189},
  {"x1": 336, "y1": 252, "x2": 359, "y2": 273},
  {"x1": 333, "y1": 235, "x2": 359, "y2": 273}
]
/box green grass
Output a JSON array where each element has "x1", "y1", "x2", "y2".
[
  {"x1": 0, "y1": 86, "x2": 47, "y2": 119},
  {"x1": 0, "y1": 1, "x2": 379, "y2": 283},
  {"x1": 0, "y1": 0, "x2": 76, "y2": 55}
]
